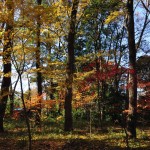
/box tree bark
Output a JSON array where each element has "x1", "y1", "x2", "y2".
[
  {"x1": 64, "y1": 0, "x2": 79, "y2": 131},
  {"x1": 36, "y1": 0, "x2": 42, "y2": 117},
  {"x1": 126, "y1": 0, "x2": 137, "y2": 139},
  {"x1": 0, "y1": 0, "x2": 13, "y2": 132}
]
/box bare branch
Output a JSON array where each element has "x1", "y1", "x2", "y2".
[{"x1": 141, "y1": 0, "x2": 150, "y2": 13}]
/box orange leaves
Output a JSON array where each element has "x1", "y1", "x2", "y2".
[
  {"x1": 122, "y1": 109, "x2": 130, "y2": 114},
  {"x1": 42, "y1": 100, "x2": 64, "y2": 109},
  {"x1": 26, "y1": 96, "x2": 64, "y2": 110},
  {"x1": 41, "y1": 100, "x2": 56, "y2": 109},
  {"x1": 73, "y1": 80, "x2": 97, "y2": 109}
]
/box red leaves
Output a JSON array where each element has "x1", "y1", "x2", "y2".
[
  {"x1": 138, "y1": 82, "x2": 150, "y2": 88},
  {"x1": 89, "y1": 62, "x2": 95, "y2": 68},
  {"x1": 128, "y1": 68, "x2": 135, "y2": 74},
  {"x1": 81, "y1": 61, "x2": 127, "y2": 85}
]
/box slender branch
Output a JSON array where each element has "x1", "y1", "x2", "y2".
[{"x1": 141, "y1": 0, "x2": 150, "y2": 13}]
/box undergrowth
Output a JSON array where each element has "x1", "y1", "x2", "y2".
[{"x1": 0, "y1": 118, "x2": 150, "y2": 150}]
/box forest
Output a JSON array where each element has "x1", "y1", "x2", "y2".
[{"x1": 0, "y1": 0, "x2": 150, "y2": 149}]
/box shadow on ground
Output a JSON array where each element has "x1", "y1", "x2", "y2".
[{"x1": 0, "y1": 137, "x2": 150, "y2": 150}]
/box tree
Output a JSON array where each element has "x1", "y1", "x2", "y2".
[
  {"x1": 137, "y1": 55, "x2": 150, "y2": 122},
  {"x1": 126, "y1": 0, "x2": 137, "y2": 139},
  {"x1": 35, "y1": 0, "x2": 43, "y2": 127},
  {"x1": 0, "y1": 0, "x2": 14, "y2": 132},
  {"x1": 141, "y1": 0, "x2": 150, "y2": 13},
  {"x1": 75, "y1": 0, "x2": 126, "y2": 127},
  {"x1": 137, "y1": 55, "x2": 150, "y2": 83},
  {"x1": 12, "y1": 36, "x2": 32, "y2": 150},
  {"x1": 64, "y1": 0, "x2": 79, "y2": 131}
]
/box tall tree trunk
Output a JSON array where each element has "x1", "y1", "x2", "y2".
[
  {"x1": 64, "y1": 0, "x2": 79, "y2": 131},
  {"x1": 0, "y1": 0, "x2": 13, "y2": 132},
  {"x1": 36, "y1": 0, "x2": 42, "y2": 116},
  {"x1": 126, "y1": 0, "x2": 137, "y2": 139}
]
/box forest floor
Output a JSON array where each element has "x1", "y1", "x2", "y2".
[{"x1": 0, "y1": 118, "x2": 150, "y2": 150}]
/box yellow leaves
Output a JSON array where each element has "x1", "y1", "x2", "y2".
[
  {"x1": 56, "y1": 115, "x2": 63, "y2": 121},
  {"x1": 5, "y1": 0, "x2": 14, "y2": 6},
  {"x1": 33, "y1": 5, "x2": 44, "y2": 16},
  {"x1": 48, "y1": 61, "x2": 64, "y2": 66},
  {"x1": 27, "y1": 68, "x2": 41, "y2": 74},
  {"x1": 75, "y1": 70, "x2": 94, "y2": 80},
  {"x1": 105, "y1": 11, "x2": 123, "y2": 24},
  {"x1": 76, "y1": 54, "x2": 92, "y2": 64},
  {"x1": 0, "y1": 11, "x2": 6, "y2": 23},
  {"x1": 0, "y1": 0, "x2": 14, "y2": 23},
  {"x1": 80, "y1": 0, "x2": 90, "y2": 6},
  {"x1": 25, "y1": 47, "x2": 37, "y2": 53},
  {"x1": 3, "y1": 72, "x2": 11, "y2": 77},
  {"x1": 76, "y1": 52, "x2": 103, "y2": 66},
  {"x1": 73, "y1": 93, "x2": 97, "y2": 108},
  {"x1": 74, "y1": 93, "x2": 82, "y2": 100},
  {"x1": 81, "y1": 0, "x2": 88, "y2": 2},
  {"x1": 13, "y1": 45, "x2": 36, "y2": 63}
]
